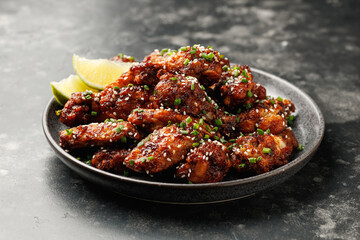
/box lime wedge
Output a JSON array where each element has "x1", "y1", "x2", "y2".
[
  {"x1": 51, "y1": 75, "x2": 98, "y2": 105},
  {"x1": 73, "y1": 54, "x2": 133, "y2": 90}
]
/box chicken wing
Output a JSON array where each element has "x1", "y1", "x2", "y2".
[
  {"x1": 123, "y1": 125, "x2": 195, "y2": 174},
  {"x1": 91, "y1": 148, "x2": 131, "y2": 173},
  {"x1": 59, "y1": 121, "x2": 141, "y2": 149},
  {"x1": 176, "y1": 140, "x2": 231, "y2": 183},
  {"x1": 220, "y1": 65, "x2": 266, "y2": 111},
  {"x1": 230, "y1": 128, "x2": 298, "y2": 174}
]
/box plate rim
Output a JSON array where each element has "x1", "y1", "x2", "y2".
[{"x1": 42, "y1": 68, "x2": 325, "y2": 190}]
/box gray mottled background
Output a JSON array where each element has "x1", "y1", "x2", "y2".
[{"x1": 0, "y1": 0, "x2": 359, "y2": 239}]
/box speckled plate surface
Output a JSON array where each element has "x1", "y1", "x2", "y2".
[{"x1": 42, "y1": 68, "x2": 325, "y2": 204}]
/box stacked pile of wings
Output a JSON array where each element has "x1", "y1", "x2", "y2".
[{"x1": 58, "y1": 45, "x2": 299, "y2": 183}]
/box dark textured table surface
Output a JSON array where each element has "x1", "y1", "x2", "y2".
[{"x1": 1, "y1": 0, "x2": 359, "y2": 239}]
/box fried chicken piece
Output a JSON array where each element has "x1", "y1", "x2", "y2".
[
  {"x1": 123, "y1": 125, "x2": 195, "y2": 174},
  {"x1": 60, "y1": 91, "x2": 105, "y2": 127},
  {"x1": 162, "y1": 45, "x2": 229, "y2": 86},
  {"x1": 59, "y1": 121, "x2": 141, "y2": 149},
  {"x1": 230, "y1": 128, "x2": 298, "y2": 174},
  {"x1": 219, "y1": 98, "x2": 295, "y2": 138},
  {"x1": 219, "y1": 65, "x2": 266, "y2": 111},
  {"x1": 176, "y1": 140, "x2": 231, "y2": 183},
  {"x1": 99, "y1": 84, "x2": 152, "y2": 120},
  {"x1": 152, "y1": 73, "x2": 221, "y2": 121},
  {"x1": 91, "y1": 148, "x2": 131, "y2": 173},
  {"x1": 127, "y1": 108, "x2": 187, "y2": 133}
]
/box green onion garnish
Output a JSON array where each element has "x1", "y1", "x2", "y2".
[{"x1": 263, "y1": 148, "x2": 271, "y2": 154}]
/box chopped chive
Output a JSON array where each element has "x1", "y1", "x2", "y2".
[
  {"x1": 246, "y1": 103, "x2": 251, "y2": 109},
  {"x1": 199, "y1": 118, "x2": 204, "y2": 126},
  {"x1": 55, "y1": 110, "x2": 62, "y2": 116},
  {"x1": 188, "y1": 181, "x2": 193, "y2": 184},
  {"x1": 120, "y1": 137, "x2": 127, "y2": 144},
  {"x1": 118, "y1": 53, "x2": 124, "y2": 58},
  {"x1": 191, "y1": 130, "x2": 199, "y2": 135},
  {"x1": 205, "y1": 125, "x2": 211, "y2": 132},
  {"x1": 238, "y1": 163, "x2": 246, "y2": 168},
  {"x1": 222, "y1": 65, "x2": 229, "y2": 71},
  {"x1": 242, "y1": 69, "x2": 249, "y2": 78},
  {"x1": 215, "y1": 119, "x2": 223, "y2": 126},
  {"x1": 201, "y1": 85, "x2": 206, "y2": 90},
  {"x1": 186, "y1": 116, "x2": 192, "y2": 124},
  {"x1": 192, "y1": 142, "x2": 200, "y2": 147},
  {"x1": 263, "y1": 148, "x2": 271, "y2": 154},
  {"x1": 229, "y1": 139, "x2": 236, "y2": 142},
  {"x1": 127, "y1": 83, "x2": 134, "y2": 87},
  {"x1": 220, "y1": 138, "x2": 227, "y2": 144},
  {"x1": 257, "y1": 156, "x2": 262, "y2": 162},
  {"x1": 174, "y1": 98, "x2": 181, "y2": 105},
  {"x1": 204, "y1": 134, "x2": 210, "y2": 139},
  {"x1": 212, "y1": 126, "x2": 218, "y2": 132},
  {"x1": 153, "y1": 89, "x2": 157, "y2": 95},
  {"x1": 86, "y1": 160, "x2": 91, "y2": 165},
  {"x1": 219, "y1": 54, "x2": 224, "y2": 59},
  {"x1": 180, "y1": 46, "x2": 188, "y2": 51},
  {"x1": 298, "y1": 144, "x2": 304, "y2": 151},
  {"x1": 180, "y1": 130, "x2": 189, "y2": 135},
  {"x1": 206, "y1": 96, "x2": 212, "y2": 103},
  {"x1": 270, "y1": 99, "x2": 275, "y2": 104},
  {"x1": 159, "y1": 48, "x2": 168, "y2": 56},
  {"x1": 139, "y1": 158, "x2": 145, "y2": 163},
  {"x1": 144, "y1": 85, "x2": 150, "y2": 90},
  {"x1": 115, "y1": 125, "x2": 124, "y2": 133},
  {"x1": 247, "y1": 90, "x2": 253, "y2": 98},
  {"x1": 184, "y1": 58, "x2": 190, "y2": 66},
  {"x1": 257, "y1": 129, "x2": 264, "y2": 135},
  {"x1": 113, "y1": 86, "x2": 120, "y2": 90},
  {"x1": 237, "y1": 108, "x2": 242, "y2": 114},
  {"x1": 241, "y1": 78, "x2": 248, "y2": 83},
  {"x1": 190, "y1": 49, "x2": 196, "y2": 54},
  {"x1": 277, "y1": 96, "x2": 283, "y2": 102},
  {"x1": 85, "y1": 95, "x2": 92, "y2": 100},
  {"x1": 236, "y1": 117, "x2": 240, "y2": 123},
  {"x1": 248, "y1": 157, "x2": 257, "y2": 163},
  {"x1": 266, "y1": 129, "x2": 271, "y2": 134},
  {"x1": 193, "y1": 123, "x2": 199, "y2": 130},
  {"x1": 128, "y1": 57, "x2": 135, "y2": 61},
  {"x1": 180, "y1": 121, "x2": 186, "y2": 129},
  {"x1": 202, "y1": 110, "x2": 207, "y2": 115},
  {"x1": 123, "y1": 170, "x2": 129, "y2": 177},
  {"x1": 129, "y1": 160, "x2": 134, "y2": 166},
  {"x1": 214, "y1": 105, "x2": 219, "y2": 110},
  {"x1": 191, "y1": 83, "x2": 194, "y2": 90},
  {"x1": 147, "y1": 156, "x2": 154, "y2": 160},
  {"x1": 167, "y1": 120, "x2": 172, "y2": 127},
  {"x1": 137, "y1": 141, "x2": 144, "y2": 147},
  {"x1": 91, "y1": 111, "x2": 97, "y2": 116},
  {"x1": 66, "y1": 129, "x2": 73, "y2": 135},
  {"x1": 259, "y1": 100, "x2": 265, "y2": 103},
  {"x1": 170, "y1": 77, "x2": 178, "y2": 81},
  {"x1": 214, "y1": 136, "x2": 220, "y2": 140}
]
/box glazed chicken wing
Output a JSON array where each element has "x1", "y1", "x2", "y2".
[
  {"x1": 59, "y1": 121, "x2": 141, "y2": 149},
  {"x1": 220, "y1": 65, "x2": 266, "y2": 111},
  {"x1": 152, "y1": 73, "x2": 221, "y2": 120},
  {"x1": 230, "y1": 128, "x2": 298, "y2": 174},
  {"x1": 91, "y1": 148, "x2": 131, "y2": 173},
  {"x1": 123, "y1": 125, "x2": 195, "y2": 174},
  {"x1": 219, "y1": 98, "x2": 295, "y2": 138},
  {"x1": 60, "y1": 91, "x2": 105, "y2": 127},
  {"x1": 176, "y1": 140, "x2": 231, "y2": 183}
]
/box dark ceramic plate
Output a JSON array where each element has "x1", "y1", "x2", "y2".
[{"x1": 43, "y1": 69, "x2": 325, "y2": 204}]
